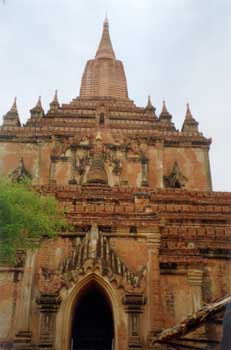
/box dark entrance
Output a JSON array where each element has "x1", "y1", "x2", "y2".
[{"x1": 71, "y1": 284, "x2": 114, "y2": 350}]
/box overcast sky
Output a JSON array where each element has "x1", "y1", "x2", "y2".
[{"x1": 0, "y1": 0, "x2": 230, "y2": 191}]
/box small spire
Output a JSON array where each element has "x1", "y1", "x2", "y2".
[
  {"x1": 50, "y1": 90, "x2": 59, "y2": 107},
  {"x1": 95, "y1": 16, "x2": 115, "y2": 60},
  {"x1": 104, "y1": 11, "x2": 108, "y2": 24},
  {"x1": 11, "y1": 97, "x2": 17, "y2": 112},
  {"x1": 185, "y1": 103, "x2": 193, "y2": 119},
  {"x1": 147, "y1": 95, "x2": 153, "y2": 108},
  {"x1": 161, "y1": 99, "x2": 168, "y2": 114},
  {"x1": 145, "y1": 95, "x2": 155, "y2": 111},
  {"x1": 30, "y1": 96, "x2": 44, "y2": 118},
  {"x1": 159, "y1": 99, "x2": 172, "y2": 123},
  {"x1": 53, "y1": 90, "x2": 58, "y2": 103},
  {"x1": 35, "y1": 96, "x2": 43, "y2": 109},
  {"x1": 2, "y1": 97, "x2": 21, "y2": 127},
  {"x1": 50, "y1": 90, "x2": 60, "y2": 110},
  {"x1": 181, "y1": 103, "x2": 199, "y2": 132},
  {"x1": 144, "y1": 95, "x2": 157, "y2": 119}
]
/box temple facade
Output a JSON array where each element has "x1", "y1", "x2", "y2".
[{"x1": 0, "y1": 18, "x2": 230, "y2": 350}]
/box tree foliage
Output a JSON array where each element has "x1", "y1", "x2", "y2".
[{"x1": 0, "y1": 178, "x2": 67, "y2": 264}]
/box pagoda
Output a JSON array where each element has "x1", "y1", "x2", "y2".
[{"x1": 0, "y1": 18, "x2": 230, "y2": 350}]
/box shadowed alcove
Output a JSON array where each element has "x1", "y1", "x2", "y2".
[{"x1": 71, "y1": 283, "x2": 114, "y2": 350}]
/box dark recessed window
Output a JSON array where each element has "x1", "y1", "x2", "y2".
[
  {"x1": 99, "y1": 113, "x2": 105, "y2": 126},
  {"x1": 129, "y1": 226, "x2": 137, "y2": 234}
]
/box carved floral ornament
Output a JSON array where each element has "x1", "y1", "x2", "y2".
[{"x1": 38, "y1": 224, "x2": 146, "y2": 294}]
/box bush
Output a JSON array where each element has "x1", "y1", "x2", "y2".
[{"x1": 0, "y1": 178, "x2": 67, "y2": 264}]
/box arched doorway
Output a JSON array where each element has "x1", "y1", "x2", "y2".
[{"x1": 71, "y1": 283, "x2": 114, "y2": 350}]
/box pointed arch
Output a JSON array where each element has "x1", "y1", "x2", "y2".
[{"x1": 56, "y1": 273, "x2": 121, "y2": 350}]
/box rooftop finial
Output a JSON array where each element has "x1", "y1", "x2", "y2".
[
  {"x1": 161, "y1": 99, "x2": 168, "y2": 114},
  {"x1": 146, "y1": 95, "x2": 154, "y2": 109},
  {"x1": 95, "y1": 15, "x2": 115, "y2": 60},
  {"x1": 3, "y1": 97, "x2": 21, "y2": 127},
  {"x1": 144, "y1": 95, "x2": 157, "y2": 119},
  {"x1": 186, "y1": 102, "x2": 193, "y2": 119},
  {"x1": 36, "y1": 96, "x2": 42, "y2": 109},
  {"x1": 181, "y1": 102, "x2": 199, "y2": 132},
  {"x1": 104, "y1": 11, "x2": 108, "y2": 25},
  {"x1": 30, "y1": 96, "x2": 44, "y2": 117},
  {"x1": 11, "y1": 97, "x2": 17, "y2": 112},
  {"x1": 159, "y1": 99, "x2": 172, "y2": 122},
  {"x1": 49, "y1": 90, "x2": 60, "y2": 111},
  {"x1": 54, "y1": 90, "x2": 58, "y2": 103}
]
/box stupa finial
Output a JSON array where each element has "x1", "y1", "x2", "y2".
[
  {"x1": 181, "y1": 102, "x2": 199, "y2": 132},
  {"x1": 186, "y1": 102, "x2": 193, "y2": 119},
  {"x1": 95, "y1": 15, "x2": 115, "y2": 60},
  {"x1": 10, "y1": 97, "x2": 17, "y2": 112}
]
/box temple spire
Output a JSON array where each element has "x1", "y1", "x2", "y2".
[
  {"x1": 95, "y1": 17, "x2": 115, "y2": 60},
  {"x1": 182, "y1": 103, "x2": 199, "y2": 132},
  {"x1": 144, "y1": 95, "x2": 157, "y2": 119},
  {"x1": 35, "y1": 96, "x2": 43, "y2": 109},
  {"x1": 49, "y1": 90, "x2": 60, "y2": 111},
  {"x1": 161, "y1": 100, "x2": 168, "y2": 114},
  {"x1": 185, "y1": 103, "x2": 193, "y2": 120},
  {"x1": 2, "y1": 97, "x2": 21, "y2": 127},
  {"x1": 53, "y1": 90, "x2": 58, "y2": 104},
  {"x1": 146, "y1": 95, "x2": 154, "y2": 110},
  {"x1": 11, "y1": 97, "x2": 17, "y2": 112},
  {"x1": 30, "y1": 96, "x2": 44, "y2": 119},
  {"x1": 80, "y1": 18, "x2": 128, "y2": 99},
  {"x1": 145, "y1": 95, "x2": 154, "y2": 111},
  {"x1": 159, "y1": 99, "x2": 172, "y2": 120},
  {"x1": 104, "y1": 11, "x2": 108, "y2": 24}
]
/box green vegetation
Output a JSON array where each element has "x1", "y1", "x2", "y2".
[{"x1": 0, "y1": 178, "x2": 67, "y2": 264}]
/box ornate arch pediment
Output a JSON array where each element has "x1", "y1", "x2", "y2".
[{"x1": 38, "y1": 224, "x2": 146, "y2": 294}]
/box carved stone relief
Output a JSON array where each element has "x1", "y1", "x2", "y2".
[
  {"x1": 164, "y1": 162, "x2": 188, "y2": 188},
  {"x1": 9, "y1": 158, "x2": 32, "y2": 183},
  {"x1": 50, "y1": 138, "x2": 91, "y2": 185},
  {"x1": 49, "y1": 135, "x2": 152, "y2": 187},
  {"x1": 38, "y1": 224, "x2": 146, "y2": 295}
]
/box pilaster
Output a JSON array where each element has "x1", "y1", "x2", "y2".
[
  {"x1": 187, "y1": 269, "x2": 204, "y2": 312},
  {"x1": 14, "y1": 250, "x2": 37, "y2": 349},
  {"x1": 49, "y1": 158, "x2": 57, "y2": 184},
  {"x1": 37, "y1": 293, "x2": 61, "y2": 350},
  {"x1": 155, "y1": 141, "x2": 164, "y2": 188},
  {"x1": 141, "y1": 156, "x2": 149, "y2": 187},
  {"x1": 146, "y1": 229, "x2": 163, "y2": 336},
  {"x1": 122, "y1": 293, "x2": 146, "y2": 349},
  {"x1": 69, "y1": 144, "x2": 77, "y2": 184},
  {"x1": 187, "y1": 269, "x2": 205, "y2": 338}
]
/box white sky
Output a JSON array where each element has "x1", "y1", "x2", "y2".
[{"x1": 0, "y1": 0, "x2": 230, "y2": 191}]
